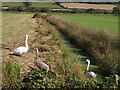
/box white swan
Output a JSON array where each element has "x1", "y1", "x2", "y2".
[
  {"x1": 86, "y1": 59, "x2": 97, "y2": 78},
  {"x1": 35, "y1": 48, "x2": 49, "y2": 72},
  {"x1": 10, "y1": 35, "x2": 29, "y2": 56}
]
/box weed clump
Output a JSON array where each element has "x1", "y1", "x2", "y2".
[
  {"x1": 2, "y1": 61, "x2": 22, "y2": 88},
  {"x1": 32, "y1": 13, "x2": 41, "y2": 18}
]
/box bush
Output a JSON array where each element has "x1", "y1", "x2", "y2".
[
  {"x1": 112, "y1": 7, "x2": 120, "y2": 15},
  {"x1": 9, "y1": 6, "x2": 25, "y2": 12},
  {"x1": 22, "y1": 67, "x2": 119, "y2": 88},
  {"x1": 30, "y1": 7, "x2": 42, "y2": 12},
  {"x1": 86, "y1": 8, "x2": 95, "y2": 14},
  {"x1": 41, "y1": 8, "x2": 50, "y2": 12},
  {"x1": 22, "y1": 68, "x2": 65, "y2": 88},
  {"x1": 32, "y1": 13, "x2": 41, "y2": 18},
  {"x1": 71, "y1": 9, "x2": 86, "y2": 13},
  {"x1": 9, "y1": 6, "x2": 18, "y2": 11},
  {"x1": 16, "y1": 6, "x2": 24, "y2": 12},
  {"x1": 23, "y1": 2, "x2": 31, "y2": 7}
]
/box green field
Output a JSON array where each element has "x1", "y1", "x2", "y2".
[
  {"x1": 31, "y1": 2, "x2": 62, "y2": 8},
  {"x1": 2, "y1": 2, "x2": 22, "y2": 6},
  {"x1": 2, "y1": 2, "x2": 62, "y2": 9},
  {"x1": 54, "y1": 14, "x2": 118, "y2": 33}
]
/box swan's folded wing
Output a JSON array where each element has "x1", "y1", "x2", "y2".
[{"x1": 13, "y1": 46, "x2": 26, "y2": 55}]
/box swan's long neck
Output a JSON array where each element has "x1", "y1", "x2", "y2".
[
  {"x1": 25, "y1": 38, "x2": 28, "y2": 48},
  {"x1": 36, "y1": 48, "x2": 40, "y2": 62},
  {"x1": 87, "y1": 61, "x2": 90, "y2": 71}
]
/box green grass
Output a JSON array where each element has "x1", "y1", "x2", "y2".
[
  {"x1": 2, "y1": 12, "x2": 84, "y2": 87},
  {"x1": 43, "y1": 14, "x2": 119, "y2": 76},
  {"x1": 2, "y1": 2, "x2": 22, "y2": 6},
  {"x1": 2, "y1": 61, "x2": 21, "y2": 88},
  {"x1": 31, "y1": 2, "x2": 62, "y2": 8},
  {"x1": 53, "y1": 13, "x2": 118, "y2": 33},
  {"x1": 2, "y1": 12, "x2": 118, "y2": 88},
  {"x1": 2, "y1": 2, "x2": 62, "y2": 9},
  {"x1": 2, "y1": 12, "x2": 33, "y2": 42}
]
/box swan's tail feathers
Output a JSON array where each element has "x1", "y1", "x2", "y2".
[
  {"x1": 9, "y1": 52, "x2": 14, "y2": 55},
  {"x1": 46, "y1": 67, "x2": 50, "y2": 72}
]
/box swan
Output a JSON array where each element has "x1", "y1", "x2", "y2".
[
  {"x1": 86, "y1": 59, "x2": 97, "y2": 78},
  {"x1": 10, "y1": 35, "x2": 29, "y2": 56},
  {"x1": 35, "y1": 48, "x2": 49, "y2": 72}
]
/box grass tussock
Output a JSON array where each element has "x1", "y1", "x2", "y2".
[
  {"x1": 2, "y1": 61, "x2": 22, "y2": 88},
  {"x1": 57, "y1": 47, "x2": 85, "y2": 79},
  {"x1": 40, "y1": 14, "x2": 119, "y2": 75}
]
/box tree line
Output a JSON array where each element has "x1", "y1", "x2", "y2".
[{"x1": 2, "y1": 2, "x2": 120, "y2": 15}]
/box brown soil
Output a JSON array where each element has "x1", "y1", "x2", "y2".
[
  {"x1": 61, "y1": 3, "x2": 115, "y2": 10},
  {"x1": 51, "y1": 9, "x2": 72, "y2": 11}
]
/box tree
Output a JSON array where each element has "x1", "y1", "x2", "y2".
[
  {"x1": 23, "y1": 2, "x2": 31, "y2": 7},
  {"x1": 86, "y1": 8, "x2": 95, "y2": 14},
  {"x1": 41, "y1": 8, "x2": 50, "y2": 12},
  {"x1": 112, "y1": 7, "x2": 120, "y2": 15}
]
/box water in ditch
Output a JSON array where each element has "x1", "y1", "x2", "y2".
[{"x1": 59, "y1": 34, "x2": 88, "y2": 61}]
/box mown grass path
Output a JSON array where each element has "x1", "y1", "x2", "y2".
[
  {"x1": 2, "y1": 13, "x2": 37, "y2": 72},
  {"x1": 2, "y1": 12, "x2": 63, "y2": 74}
]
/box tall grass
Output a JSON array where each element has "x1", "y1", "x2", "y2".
[
  {"x1": 40, "y1": 14, "x2": 119, "y2": 75},
  {"x1": 22, "y1": 14, "x2": 119, "y2": 88},
  {"x1": 22, "y1": 17, "x2": 89, "y2": 88},
  {"x1": 32, "y1": 17, "x2": 85, "y2": 80},
  {"x1": 2, "y1": 61, "x2": 22, "y2": 88}
]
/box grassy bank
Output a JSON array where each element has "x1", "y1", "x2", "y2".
[
  {"x1": 53, "y1": 13, "x2": 118, "y2": 33},
  {"x1": 2, "y1": 12, "x2": 86, "y2": 88},
  {"x1": 40, "y1": 14, "x2": 119, "y2": 76},
  {"x1": 2, "y1": 12, "x2": 119, "y2": 88},
  {"x1": 2, "y1": 12, "x2": 36, "y2": 88}
]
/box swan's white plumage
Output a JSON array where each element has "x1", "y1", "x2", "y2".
[
  {"x1": 86, "y1": 71, "x2": 97, "y2": 78},
  {"x1": 86, "y1": 59, "x2": 97, "y2": 78},
  {"x1": 12, "y1": 46, "x2": 28, "y2": 55},
  {"x1": 11, "y1": 35, "x2": 29, "y2": 55}
]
